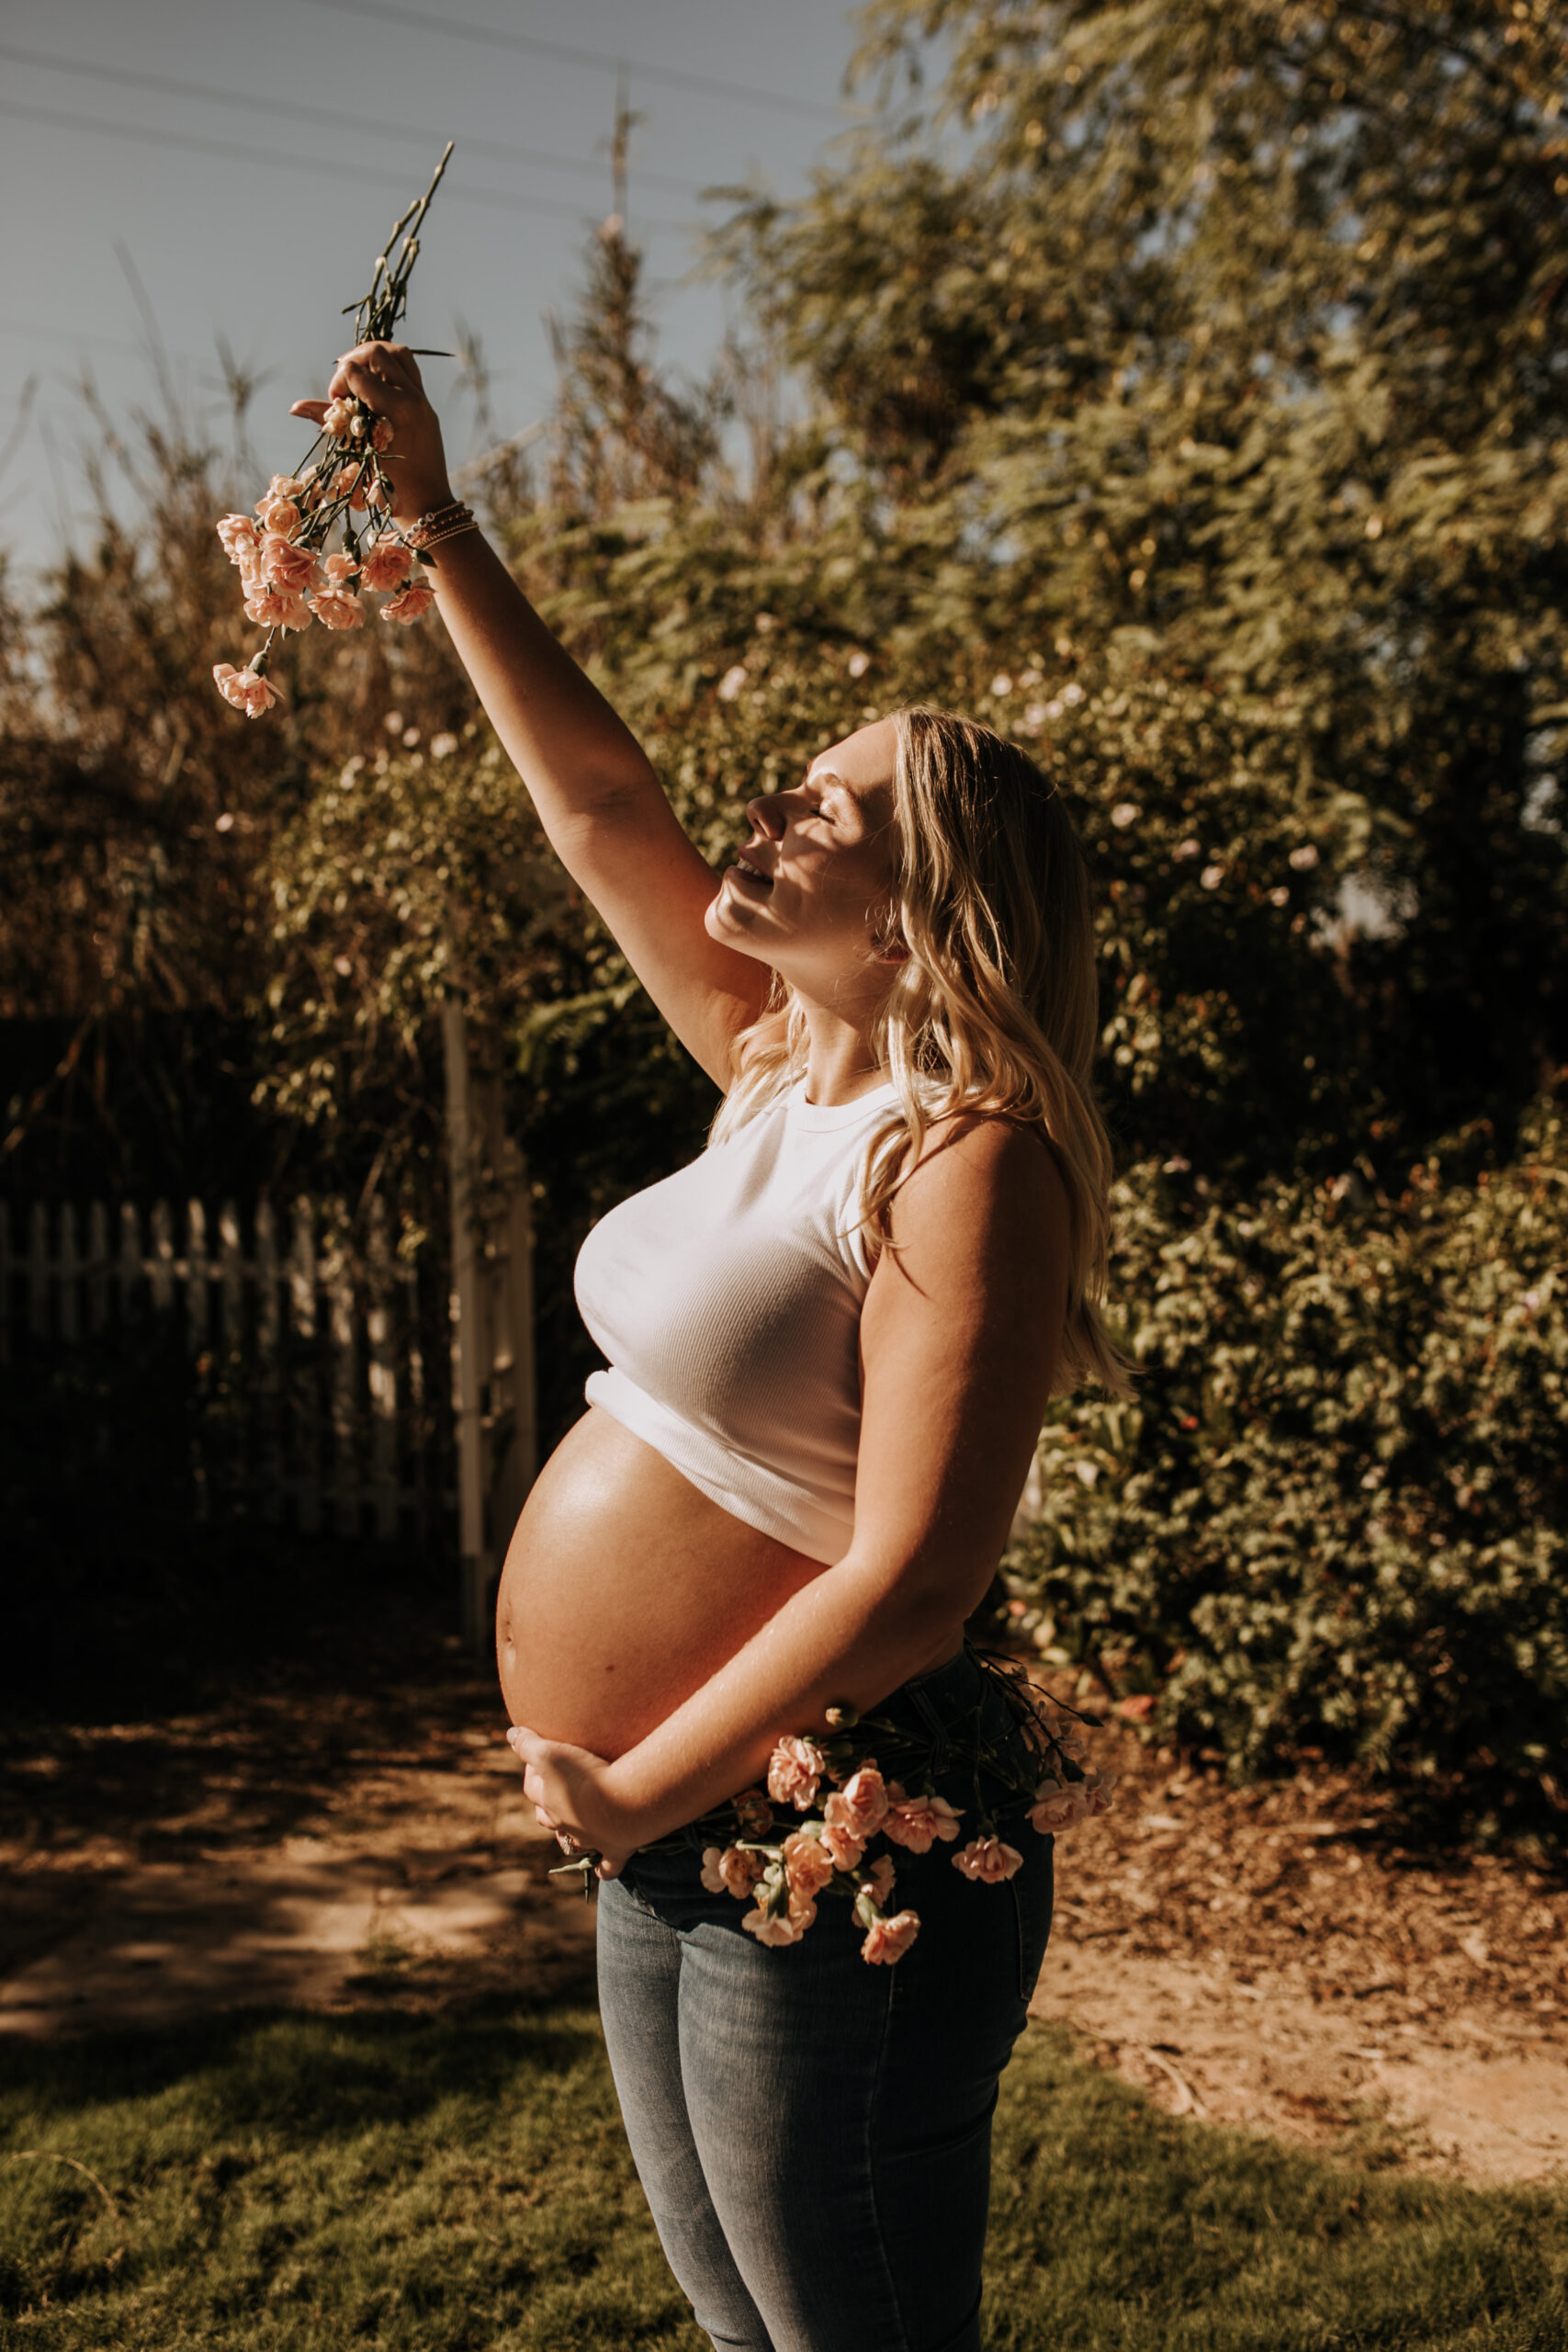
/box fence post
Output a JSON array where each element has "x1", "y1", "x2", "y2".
[
  {"x1": 150, "y1": 1201, "x2": 175, "y2": 1313},
  {"x1": 254, "y1": 1200, "x2": 281, "y2": 1522},
  {"x1": 29, "y1": 1204, "x2": 49, "y2": 1340},
  {"x1": 291, "y1": 1199, "x2": 321, "y2": 1534},
  {"x1": 443, "y1": 997, "x2": 491, "y2": 1653},
  {"x1": 186, "y1": 1200, "x2": 209, "y2": 1358},
  {"x1": 87, "y1": 1202, "x2": 109, "y2": 1335},
  {"x1": 118, "y1": 1203, "x2": 141, "y2": 1321},
  {"x1": 327, "y1": 1218, "x2": 358, "y2": 1538},
  {"x1": 57, "y1": 1204, "x2": 80, "y2": 1343},
  {"x1": 367, "y1": 1197, "x2": 399, "y2": 1541}
]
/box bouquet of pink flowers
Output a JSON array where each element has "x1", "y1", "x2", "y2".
[
  {"x1": 552, "y1": 1654, "x2": 1114, "y2": 1967},
  {"x1": 211, "y1": 145, "x2": 453, "y2": 719}
]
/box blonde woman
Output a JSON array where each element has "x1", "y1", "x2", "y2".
[{"x1": 294, "y1": 344, "x2": 1124, "y2": 2352}]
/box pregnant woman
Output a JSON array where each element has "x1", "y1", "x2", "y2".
[{"x1": 295, "y1": 344, "x2": 1126, "y2": 2352}]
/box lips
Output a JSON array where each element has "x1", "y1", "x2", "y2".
[{"x1": 728, "y1": 852, "x2": 774, "y2": 890}]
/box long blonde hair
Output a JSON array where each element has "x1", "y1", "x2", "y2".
[{"x1": 712, "y1": 705, "x2": 1130, "y2": 1396}]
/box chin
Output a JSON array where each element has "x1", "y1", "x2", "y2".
[{"x1": 705, "y1": 885, "x2": 761, "y2": 952}]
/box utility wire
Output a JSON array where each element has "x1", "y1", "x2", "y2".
[
  {"x1": 0, "y1": 40, "x2": 705, "y2": 197},
  {"x1": 0, "y1": 97, "x2": 686, "y2": 230},
  {"x1": 301, "y1": 0, "x2": 849, "y2": 123}
]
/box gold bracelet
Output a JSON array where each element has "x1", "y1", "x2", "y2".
[
  {"x1": 416, "y1": 516, "x2": 480, "y2": 558},
  {"x1": 407, "y1": 501, "x2": 476, "y2": 549}
]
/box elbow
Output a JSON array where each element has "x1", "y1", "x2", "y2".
[{"x1": 844, "y1": 1541, "x2": 977, "y2": 1648}]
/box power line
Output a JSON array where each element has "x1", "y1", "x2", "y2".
[
  {"x1": 301, "y1": 0, "x2": 849, "y2": 123},
  {"x1": 0, "y1": 40, "x2": 704, "y2": 198},
  {"x1": 0, "y1": 96, "x2": 687, "y2": 231}
]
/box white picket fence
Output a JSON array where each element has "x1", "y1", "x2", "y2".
[{"x1": 0, "y1": 1193, "x2": 441, "y2": 1538}]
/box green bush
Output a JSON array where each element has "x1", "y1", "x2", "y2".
[{"x1": 1006, "y1": 1097, "x2": 1568, "y2": 1821}]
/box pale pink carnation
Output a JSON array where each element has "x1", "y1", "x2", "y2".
[
  {"x1": 243, "y1": 584, "x2": 312, "y2": 631},
  {"x1": 217, "y1": 513, "x2": 262, "y2": 564},
  {"x1": 1027, "y1": 1781, "x2": 1090, "y2": 1835},
  {"x1": 381, "y1": 582, "x2": 435, "y2": 625},
  {"x1": 323, "y1": 396, "x2": 357, "y2": 439},
  {"x1": 309, "y1": 586, "x2": 367, "y2": 631},
  {"x1": 742, "y1": 1901, "x2": 809, "y2": 1947},
  {"x1": 882, "y1": 1784, "x2": 964, "y2": 1854},
  {"x1": 359, "y1": 536, "x2": 413, "y2": 594},
  {"x1": 266, "y1": 472, "x2": 309, "y2": 501},
  {"x1": 861, "y1": 1909, "x2": 920, "y2": 1964},
  {"x1": 365, "y1": 475, "x2": 389, "y2": 509},
  {"x1": 260, "y1": 535, "x2": 318, "y2": 593},
  {"x1": 700, "y1": 1844, "x2": 767, "y2": 1900},
  {"x1": 371, "y1": 417, "x2": 394, "y2": 451},
  {"x1": 953, "y1": 1837, "x2": 1024, "y2": 1883},
  {"x1": 782, "y1": 1830, "x2": 837, "y2": 1901},
  {"x1": 211, "y1": 662, "x2": 278, "y2": 719},
  {"x1": 863, "y1": 1854, "x2": 897, "y2": 1905},
  {"x1": 820, "y1": 1817, "x2": 865, "y2": 1872},
  {"x1": 825, "y1": 1767, "x2": 889, "y2": 1840},
  {"x1": 321, "y1": 550, "x2": 360, "y2": 584},
  {"x1": 1080, "y1": 1769, "x2": 1117, "y2": 1817},
  {"x1": 256, "y1": 492, "x2": 300, "y2": 533},
  {"x1": 767, "y1": 1736, "x2": 827, "y2": 1813}
]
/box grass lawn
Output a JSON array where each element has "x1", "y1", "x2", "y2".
[{"x1": 1, "y1": 2000, "x2": 1563, "y2": 2351}]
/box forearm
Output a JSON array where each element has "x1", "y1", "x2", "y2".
[
  {"x1": 422, "y1": 526, "x2": 661, "y2": 842},
  {"x1": 603, "y1": 1551, "x2": 960, "y2": 1842}
]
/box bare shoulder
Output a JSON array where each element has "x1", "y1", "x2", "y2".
[{"x1": 886, "y1": 1110, "x2": 1070, "y2": 1262}]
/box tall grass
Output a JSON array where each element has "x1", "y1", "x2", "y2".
[{"x1": 1, "y1": 2001, "x2": 1562, "y2": 2349}]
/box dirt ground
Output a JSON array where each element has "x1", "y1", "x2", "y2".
[{"x1": 3, "y1": 1654, "x2": 1565, "y2": 2190}]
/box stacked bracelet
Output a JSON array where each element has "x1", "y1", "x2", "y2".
[{"x1": 406, "y1": 500, "x2": 479, "y2": 552}]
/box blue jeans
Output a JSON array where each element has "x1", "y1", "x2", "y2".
[{"x1": 595, "y1": 1648, "x2": 1055, "y2": 2352}]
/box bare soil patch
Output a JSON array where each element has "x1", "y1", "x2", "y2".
[
  {"x1": 1031, "y1": 1706, "x2": 1568, "y2": 2187},
  {"x1": 3, "y1": 1660, "x2": 1564, "y2": 2188}
]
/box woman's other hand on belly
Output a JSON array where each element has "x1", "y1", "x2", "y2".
[{"x1": 506, "y1": 1722, "x2": 654, "y2": 1878}]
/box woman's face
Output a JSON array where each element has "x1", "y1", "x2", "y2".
[{"x1": 705, "y1": 718, "x2": 902, "y2": 995}]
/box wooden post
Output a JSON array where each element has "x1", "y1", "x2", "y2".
[
  {"x1": 57, "y1": 1204, "x2": 80, "y2": 1343},
  {"x1": 255, "y1": 1199, "x2": 282, "y2": 1523},
  {"x1": 118, "y1": 1202, "x2": 141, "y2": 1321},
  {"x1": 87, "y1": 1202, "x2": 109, "y2": 1335},
  {"x1": 443, "y1": 996, "x2": 491, "y2": 1653},
  {"x1": 186, "y1": 1199, "x2": 209, "y2": 1358},
  {"x1": 486, "y1": 1125, "x2": 538, "y2": 1558},
  {"x1": 327, "y1": 1218, "x2": 358, "y2": 1538},
  {"x1": 28, "y1": 1204, "x2": 49, "y2": 1340},
  {"x1": 367, "y1": 1196, "x2": 399, "y2": 1541},
  {"x1": 291, "y1": 1199, "x2": 321, "y2": 1534},
  {"x1": 220, "y1": 1202, "x2": 244, "y2": 1356},
  {"x1": 150, "y1": 1200, "x2": 175, "y2": 1312}
]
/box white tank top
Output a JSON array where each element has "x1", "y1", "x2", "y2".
[{"x1": 573, "y1": 1077, "x2": 898, "y2": 1563}]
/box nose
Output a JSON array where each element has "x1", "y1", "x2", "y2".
[{"x1": 747, "y1": 793, "x2": 785, "y2": 840}]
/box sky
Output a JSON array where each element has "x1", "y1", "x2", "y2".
[{"x1": 0, "y1": 0, "x2": 875, "y2": 580}]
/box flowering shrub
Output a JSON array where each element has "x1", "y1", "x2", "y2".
[{"x1": 1006, "y1": 1096, "x2": 1568, "y2": 1822}]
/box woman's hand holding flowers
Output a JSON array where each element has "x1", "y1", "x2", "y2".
[{"x1": 289, "y1": 340, "x2": 453, "y2": 525}]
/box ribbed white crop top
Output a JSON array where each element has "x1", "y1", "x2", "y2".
[{"x1": 573, "y1": 1077, "x2": 898, "y2": 1564}]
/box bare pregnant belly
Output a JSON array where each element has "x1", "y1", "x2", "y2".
[{"x1": 494, "y1": 1405, "x2": 829, "y2": 1758}]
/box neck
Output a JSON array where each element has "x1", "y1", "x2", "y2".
[{"x1": 796, "y1": 999, "x2": 886, "y2": 1108}]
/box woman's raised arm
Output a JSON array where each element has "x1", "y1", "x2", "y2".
[{"x1": 294, "y1": 340, "x2": 770, "y2": 1085}]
